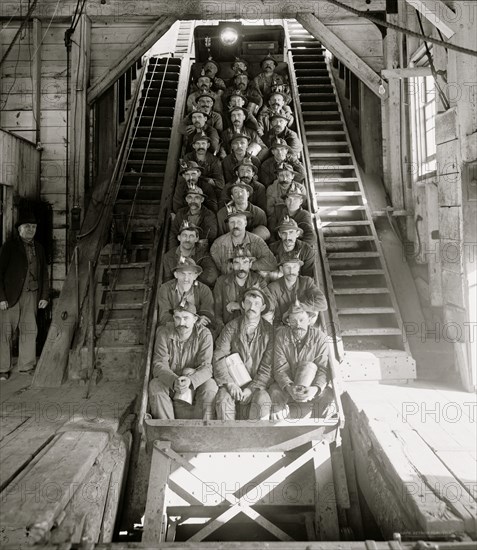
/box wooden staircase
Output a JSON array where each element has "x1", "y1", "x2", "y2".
[
  {"x1": 286, "y1": 20, "x2": 416, "y2": 382},
  {"x1": 71, "y1": 57, "x2": 182, "y2": 382}
]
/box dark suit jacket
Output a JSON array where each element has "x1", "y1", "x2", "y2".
[{"x1": 0, "y1": 238, "x2": 49, "y2": 306}]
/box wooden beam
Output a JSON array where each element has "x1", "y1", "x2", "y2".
[
  {"x1": 382, "y1": 67, "x2": 432, "y2": 78},
  {"x1": 2, "y1": 1, "x2": 387, "y2": 20},
  {"x1": 87, "y1": 16, "x2": 176, "y2": 104},
  {"x1": 296, "y1": 13, "x2": 387, "y2": 99},
  {"x1": 142, "y1": 441, "x2": 172, "y2": 543},
  {"x1": 405, "y1": 0, "x2": 458, "y2": 39},
  {"x1": 69, "y1": 14, "x2": 91, "y2": 244},
  {"x1": 313, "y1": 441, "x2": 340, "y2": 541},
  {"x1": 31, "y1": 18, "x2": 41, "y2": 144}
]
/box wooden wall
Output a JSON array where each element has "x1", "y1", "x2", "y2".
[{"x1": 0, "y1": 129, "x2": 41, "y2": 241}]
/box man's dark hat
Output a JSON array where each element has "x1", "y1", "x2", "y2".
[{"x1": 16, "y1": 212, "x2": 37, "y2": 228}]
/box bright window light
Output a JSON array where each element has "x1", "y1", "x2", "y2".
[{"x1": 220, "y1": 27, "x2": 238, "y2": 46}]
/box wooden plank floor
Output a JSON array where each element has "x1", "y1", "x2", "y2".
[
  {"x1": 343, "y1": 380, "x2": 477, "y2": 538},
  {"x1": 0, "y1": 376, "x2": 140, "y2": 545}
]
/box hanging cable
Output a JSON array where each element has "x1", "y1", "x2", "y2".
[
  {"x1": 0, "y1": 0, "x2": 38, "y2": 69},
  {"x1": 323, "y1": 0, "x2": 477, "y2": 58},
  {"x1": 416, "y1": 11, "x2": 450, "y2": 111}
]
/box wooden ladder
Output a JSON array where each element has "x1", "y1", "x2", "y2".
[{"x1": 286, "y1": 20, "x2": 416, "y2": 381}]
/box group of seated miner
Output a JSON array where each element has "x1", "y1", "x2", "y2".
[{"x1": 148, "y1": 53, "x2": 336, "y2": 422}]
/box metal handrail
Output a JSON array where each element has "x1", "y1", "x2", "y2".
[{"x1": 285, "y1": 23, "x2": 344, "y2": 428}]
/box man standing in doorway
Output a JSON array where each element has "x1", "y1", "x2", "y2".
[{"x1": 0, "y1": 213, "x2": 49, "y2": 380}]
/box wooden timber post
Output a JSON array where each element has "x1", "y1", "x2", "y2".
[
  {"x1": 382, "y1": 14, "x2": 404, "y2": 210},
  {"x1": 32, "y1": 18, "x2": 42, "y2": 148},
  {"x1": 68, "y1": 14, "x2": 91, "y2": 253}
]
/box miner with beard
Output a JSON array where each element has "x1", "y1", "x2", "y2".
[
  {"x1": 221, "y1": 106, "x2": 268, "y2": 161},
  {"x1": 214, "y1": 286, "x2": 273, "y2": 421},
  {"x1": 163, "y1": 220, "x2": 218, "y2": 288},
  {"x1": 267, "y1": 257, "x2": 326, "y2": 326},
  {"x1": 213, "y1": 244, "x2": 270, "y2": 333},
  {"x1": 168, "y1": 184, "x2": 217, "y2": 249},
  {"x1": 266, "y1": 163, "x2": 305, "y2": 218},
  {"x1": 259, "y1": 137, "x2": 305, "y2": 188},
  {"x1": 220, "y1": 156, "x2": 267, "y2": 213},
  {"x1": 149, "y1": 300, "x2": 218, "y2": 420},
  {"x1": 263, "y1": 113, "x2": 302, "y2": 159},
  {"x1": 269, "y1": 300, "x2": 335, "y2": 420},
  {"x1": 210, "y1": 211, "x2": 277, "y2": 276},
  {"x1": 172, "y1": 158, "x2": 219, "y2": 214},
  {"x1": 180, "y1": 108, "x2": 220, "y2": 154}
]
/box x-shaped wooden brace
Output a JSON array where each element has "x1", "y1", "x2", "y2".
[{"x1": 147, "y1": 440, "x2": 323, "y2": 542}]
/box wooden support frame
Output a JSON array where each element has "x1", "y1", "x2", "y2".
[
  {"x1": 382, "y1": 67, "x2": 432, "y2": 78},
  {"x1": 87, "y1": 16, "x2": 176, "y2": 104},
  {"x1": 404, "y1": 0, "x2": 458, "y2": 38},
  {"x1": 31, "y1": 18, "x2": 41, "y2": 145},
  {"x1": 69, "y1": 14, "x2": 91, "y2": 238},
  {"x1": 142, "y1": 427, "x2": 341, "y2": 544},
  {"x1": 296, "y1": 13, "x2": 387, "y2": 99}
]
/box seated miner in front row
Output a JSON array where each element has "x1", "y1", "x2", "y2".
[
  {"x1": 149, "y1": 300, "x2": 218, "y2": 420},
  {"x1": 157, "y1": 257, "x2": 214, "y2": 329},
  {"x1": 269, "y1": 300, "x2": 335, "y2": 420},
  {"x1": 163, "y1": 220, "x2": 218, "y2": 288},
  {"x1": 213, "y1": 286, "x2": 273, "y2": 421}
]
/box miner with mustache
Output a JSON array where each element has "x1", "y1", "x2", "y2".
[
  {"x1": 213, "y1": 285, "x2": 273, "y2": 421},
  {"x1": 269, "y1": 299, "x2": 335, "y2": 420},
  {"x1": 213, "y1": 244, "x2": 270, "y2": 333},
  {"x1": 168, "y1": 184, "x2": 217, "y2": 249},
  {"x1": 180, "y1": 107, "x2": 220, "y2": 154},
  {"x1": 253, "y1": 53, "x2": 290, "y2": 103},
  {"x1": 258, "y1": 90, "x2": 294, "y2": 134}
]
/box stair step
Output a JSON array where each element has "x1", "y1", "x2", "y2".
[
  {"x1": 325, "y1": 236, "x2": 375, "y2": 242},
  {"x1": 342, "y1": 328, "x2": 402, "y2": 336},
  {"x1": 127, "y1": 159, "x2": 166, "y2": 165},
  {"x1": 316, "y1": 191, "x2": 361, "y2": 196},
  {"x1": 129, "y1": 148, "x2": 168, "y2": 154},
  {"x1": 338, "y1": 307, "x2": 396, "y2": 315},
  {"x1": 320, "y1": 205, "x2": 366, "y2": 212},
  {"x1": 105, "y1": 262, "x2": 149, "y2": 269},
  {"x1": 322, "y1": 221, "x2": 370, "y2": 227},
  {"x1": 315, "y1": 179, "x2": 358, "y2": 184},
  {"x1": 334, "y1": 287, "x2": 390, "y2": 295},
  {"x1": 306, "y1": 130, "x2": 345, "y2": 134},
  {"x1": 305, "y1": 121, "x2": 342, "y2": 126},
  {"x1": 328, "y1": 251, "x2": 379, "y2": 259},
  {"x1": 311, "y1": 153, "x2": 351, "y2": 158},
  {"x1": 98, "y1": 303, "x2": 144, "y2": 311},
  {"x1": 98, "y1": 284, "x2": 147, "y2": 291},
  {"x1": 332, "y1": 269, "x2": 384, "y2": 276},
  {"x1": 312, "y1": 164, "x2": 355, "y2": 169}
]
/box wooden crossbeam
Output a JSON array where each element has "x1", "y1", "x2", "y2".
[
  {"x1": 87, "y1": 16, "x2": 176, "y2": 104},
  {"x1": 296, "y1": 13, "x2": 387, "y2": 99},
  {"x1": 157, "y1": 445, "x2": 294, "y2": 542},
  {"x1": 404, "y1": 0, "x2": 458, "y2": 38},
  {"x1": 187, "y1": 445, "x2": 320, "y2": 542},
  {"x1": 381, "y1": 67, "x2": 432, "y2": 78}
]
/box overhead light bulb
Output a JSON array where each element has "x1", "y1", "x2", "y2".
[{"x1": 220, "y1": 27, "x2": 238, "y2": 46}]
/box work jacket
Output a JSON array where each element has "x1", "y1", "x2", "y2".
[
  {"x1": 263, "y1": 127, "x2": 302, "y2": 159},
  {"x1": 216, "y1": 203, "x2": 267, "y2": 236},
  {"x1": 213, "y1": 317, "x2": 273, "y2": 391},
  {"x1": 210, "y1": 232, "x2": 277, "y2": 275},
  {"x1": 162, "y1": 246, "x2": 219, "y2": 288},
  {"x1": 213, "y1": 271, "x2": 268, "y2": 330},
  {"x1": 0, "y1": 238, "x2": 49, "y2": 306},
  {"x1": 152, "y1": 323, "x2": 213, "y2": 389},
  {"x1": 268, "y1": 276, "x2": 326, "y2": 325},
  {"x1": 274, "y1": 325, "x2": 329, "y2": 392},
  {"x1": 259, "y1": 156, "x2": 305, "y2": 188},
  {"x1": 269, "y1": 240, "x2": 315, "y2": 278},
  {"x1": 168, "y1": 206, "x2": 218, "y2": 249},
  {"x1": 157, "y1": 280, "x2": 214, "y2": 326}
]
